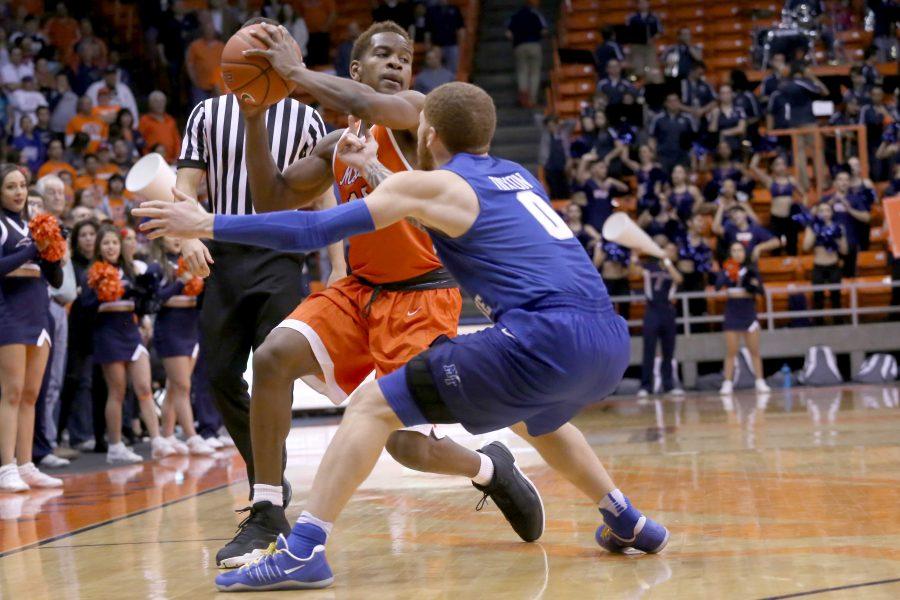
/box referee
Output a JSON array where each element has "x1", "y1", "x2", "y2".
[{"x1": 175, "y1": 18, "x2": 342, "y2": 515}]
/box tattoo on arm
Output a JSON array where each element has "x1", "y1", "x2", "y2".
[{"x1": 364, "y1": 160, "x2": 393, "y2": 190}]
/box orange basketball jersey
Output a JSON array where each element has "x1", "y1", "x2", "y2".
[{"x1": 333, "y1": 124, "x2": 443, "y2": 284}]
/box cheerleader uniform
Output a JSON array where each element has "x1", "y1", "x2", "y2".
[
  {"x1": 669, "y1": 188, "x2": 696, "y2": 223},
  {"x1": 847, "y1": 184, "x2": 875, "y2": 251},
  {"x1": 677, "y1": 237, "x2": 713, "y2": 330},
  {"x1": 715, "y1": 266, "x2": 763, "y2": 332},
  {"x1": 600, "y1": 240, "x2": 632, "y2": 320},
  {"x1": 152, "y1": 254, "x2": 200, "y2": 359},
  {"x1": 80, "y1": 265, "x2": 148, "y2": 364},
  {"x1": 0, "y1": 209, "x2": 62, "y2": 347},
  {"x1": 768, "y1": 180, "x2": 799, "y2": 255}
]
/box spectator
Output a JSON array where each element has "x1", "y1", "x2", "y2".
[
  {"x1": 186, "y1": 21, "x2": 225, "y2": 106},
  {"x1": 1, "y1": 46, "x2": 34, "y2": 91},
  {"x1": 158, "y1": 0, "x2": 200, "y2": 95},
  {"x1": 759, "y1": 53, "x2": 786, "y2": 103},
  {"x1": 662, "y1": 27, "x2": 702, "y2": 80},
  {"x1": 281, "y1": 4, "x2": 309, "y2": 57},
  {"x1": 410, "y1": 2, "x2": 428, "y2": 43},
  {"x1": 573, "y1": 153, "x2": 629, "y2": 234},
  {"x1": 867, "y1": 0, "x2": 898, "y2": 62},
  {"x1": 649, "y1": 93, "x2": 695, "y2": 174},
  {"x1": 507, "y1": 0, "x2": 547, "y2": 108},
  {"x1": 92, "y1": 88, "x2": 120, "y2": 125},
  {"x1": 73, "y1": 18, "x2": 109, "y2": 71},
  {"x1": 413, "y1": 47, "x2": 455, "y2": 94},
  {"x1": 65, "y1": 132, "x2": 91, "y2": 172},
  {"x1": 37, "y1": 138, "x2": 77, "y2": 181},
  {"x1": 373, "y1": 0, "x2": 414, "y2": 31},
  {"x1": 714, "y1": 204, "x2": 781, "y2": 263},
  {"x1": 597, "y1": 59, "x2": 638, "y2": 107},
  {"x1": 114, "y1": 108, "x2": 146, "y2": 157},
  {"x1": 665, "y1": 164, "x2": 705, "y2": 222},
  {"x1": 875, "y1": 121, "x2": 900, "y2": 169},
  {"x1": 138, "y1": 91, "x2": 180, "y2": 163},
  {"x1": 34, "y1": 106, "x2": 55, "y2": 148},
  {"x1": 847, "y1": 156, "x2": 877, "y2": 249},
  {"x1": 74, "y1": 154, "x2": 108, "y2": 198},
  {"x1": 776, "y1": 62, "x2": 828, "y2": 128},
  {"x1": 679, "y1": 62, "x2": 716, "y2": 129},
  {"x1": 716, "y1": 242, "x2": 770, "y2": 395},
  {"x1": 677, "y1": 213, "x2": 714, "y2": 329},
  {"x1": 95, "y1": 144, "x2": 120, "y2": 180},
  {"x1": 626, "y1": 0, "x2": 662, "y2": 77},
  {"x1": 34, "y1": 58, "x2": 56, "y2": 93},
  {"x1": 729, "y1": 71, "x2": 761, "y2": 131},
  {"x1": 707, "y1": 84, "x2": 746, "y2": 155},
  {"x1": 12, "y1": 15, "x2": 50, "y2": 60},
  {"x1": 11, "y1": 114, "x2": 44, "y2": 174},
  {"x1": 427, "y1": 0, "x2": 467, "y2": 75},
  {"x1": 860, "y1": 87, "x2": 899, "y2": 180},
  {"x1": 564, "y1": 203, "x2": 600, "y2": 256},
  {"x1": 49, "y1": 73, "x2": 78, "y2": 133},
  {"x1": 301, "y1": 0, "x2": 337, "y2": 68},
  {"x1": 802, "y1": 202, "x2": 848, "y2": 324},
  {"x1": 844, "y1": 66, "x2": 872, "y2": 106},
  {"x1": 749, "y1": 154, "x2": 805, "y2": 254},
  {"x1": 86, "y1": 65, "x2": 139, "y2": 123},
  {"x1": 208, "y1": 0, "x2": 244, "y2": 37},
  {"x1": 593, "y1": 26, "x2": 624, "y2": 79},
  {"x1": 44, "y1": 3, "x2": 80, "y2": 61},
  {"x1": 637, "y1": 244, "x2": 683, "y2": 396},
  {"x1": 622, "y1": 143, "x2": 667, "y2": 201},
  {"x1": 705, "y1": 141, "x2": 754, "y2": 202},
  {"x1": 66, "y1": 96, "x2": 107, "y2": 154},
  {"x1": 102, "y1": 173, "x2": 131, "y2": 228},
  {"x1": 8, "y1": 75, "x2": 47, "y2": 136},
  {"x1": 861, "y1": 46, "x2": 885, "y2": 89},
  {"x1": 111, "y1": 139, "x2": 135, "y2": 172},
  {"x1": 334, "y1": 22, "x2": 361, "y2": 78},
  {"x1": 822, "y1": 170, "x2": 870, "y2": 276},
  {"x1": 538, "y1": 114, "x2": 575, "y2": 199}
]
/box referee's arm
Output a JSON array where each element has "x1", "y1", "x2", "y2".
[{"x1": 176, "y1": 101, "x2": 214, "y2": 277}]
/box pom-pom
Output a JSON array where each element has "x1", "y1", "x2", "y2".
[
  {"x1": 87, "y1": 261, "x2": 125, "y2": 303},
  {"x1": 723, "y1": 258, "x2": 742, "y2": 284},
  {"x1": 28, "y1": 213, "x2": 66, "y2": 262},
  {"x1": 183, "y1": 277, "x2": 204, "y2": 296},
  {"x1": 176, "y1": 256, "x2": 204, "y2": 296}
]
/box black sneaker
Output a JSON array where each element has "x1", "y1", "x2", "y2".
[
  {"x1": 216, "y1": 501, "x2": 291, "y2": 568},
  {"x1": 472, "y1": 441, "x2": 544, "y2": 542}
]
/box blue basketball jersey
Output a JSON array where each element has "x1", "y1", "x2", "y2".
[{"x1": 436, "y1": 153, "x2": 611, "y2": 320}]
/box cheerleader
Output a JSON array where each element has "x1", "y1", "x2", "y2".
[
  {"x1": 715, "y1": 242, "x2": 770, "y2": 395},
  {"x1": 0, "y1": 164, "x2": 64, "y2": 492},
  {"x1": 749, "y1": 154, "x2": 805, "y2": 255},
  {"x1": 80, "y1": 225, "x2": 175, "y2": 463},
  {"x1": 150, "y1": 237, "x2": 214, "y2": 455},
  {"x1": 621, "y1": 144, "x2": 667, "y2": 202},
  {"x1": 847, "y1": 157, "x2": 876, "y2": 252},
  {"x1": 801, "y1": 203, "x2": 847, "y2": 324},
  {"x1": 677, "y1": 213, "x2": 714, "y2": 329}
]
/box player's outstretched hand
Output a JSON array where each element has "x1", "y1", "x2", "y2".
[
  {"x1": 243, "y1": 24, "x2": 304, "y2": 83},
  {"x1": 133, "y1": 189, "x2": 215, "y2": 241},
  {"x1": 181, "y1": 238, "x2": 213, "y2": 278},
  {"x1": 335, "y1": 116, "x2": 379, "y2": 172}
]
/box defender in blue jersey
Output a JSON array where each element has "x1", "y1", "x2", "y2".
[{"x1": 136, "y1": 82, "x2": 669, "y2": 592}]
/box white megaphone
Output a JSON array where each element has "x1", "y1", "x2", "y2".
[
  {"x1": 126, "y1": 153, "x2": 176, "y2": 201},
  {"x1": 602, "y1": 212, "x2": 666, "y2": 259}
]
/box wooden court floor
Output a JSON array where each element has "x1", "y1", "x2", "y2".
[{"x1": 1, "y1": 385, "x2": 900, "y2": 599}]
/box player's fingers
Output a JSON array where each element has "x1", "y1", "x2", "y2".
[
  {"x1": 132, "y1": 207, "x2": 163, "y2": 219},
  {"x1": 242, "y1": 48, "x2": 273, "y2": 60},
  {"x1": 347, "y1": 115, "x2": 361, "y2": 134},
  {"x1": 202, "y1": 245, "x2": 214, "y2": 265},
  {"x1": 171, "y1": 188, "x2": 195, "y2": 203},
  {"x1": 249, "y1": 27, "x2": 275, "y2": 48}
]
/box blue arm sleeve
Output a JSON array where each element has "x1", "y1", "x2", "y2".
[
  {"x1": 0, "y1": 243, "x2": 39, "y2": 277},
  {"x1": 213, "y1": 201, "x2": 376, "y2": 253}
]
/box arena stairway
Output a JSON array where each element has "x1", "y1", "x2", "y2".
[{"x1": 474, "y1": 0, "x2": 562, "y2": 174}]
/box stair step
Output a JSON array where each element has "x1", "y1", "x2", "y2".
[
  {"x1": 492, "y1": 125, "x2": 542, "y2": 145},
  {"x1": 497, "y1": 109, "x2": 541, "y2": 127},
  {"x1": 473, "y1": 72, "x2": 516, "y2": 89},
  {"x1": 491, "y1": 143, "x2": 539, "y2": 164}
]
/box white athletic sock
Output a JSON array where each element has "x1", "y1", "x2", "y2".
[
  {"x1": 598, "y1": 489, "x2": 628, "y2": 517},
  {"x1": 472, "y1": 452, "x2": 494, "y2": 486},
  {"x1": 252, "y1": 484, "x2": 283, "y2": 508},
  {"x1": 297, "y1": 510, "x2": 333, "y2": 538}
]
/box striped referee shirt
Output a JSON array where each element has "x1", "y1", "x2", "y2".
[{"x1": 177, "y1": 94, "x2": 326, "y2": 215}]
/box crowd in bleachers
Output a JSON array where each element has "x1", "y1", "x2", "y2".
[{"x1": 546, "y1": 0, "x2": 899, "y2": 333}]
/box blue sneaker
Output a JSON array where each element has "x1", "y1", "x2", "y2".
[
  {"x1": 215, "y1": 534, "x2": 334, "y2": 592},
  {"x1": 595, "y1": 515, "x2": 669, "y2": 554}
]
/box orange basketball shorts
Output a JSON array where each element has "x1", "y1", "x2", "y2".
[{"x1": 275, "y1": 276, "x2": 462, "y2": 404}]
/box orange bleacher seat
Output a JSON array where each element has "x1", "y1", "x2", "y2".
[
  {"x1": 798, "y1": 255, "x2": 815, "y2": 279},
  {"x1": 563, "y1": 13, "x2": 604, "y2": 32},
  {"x1": 558, "y1": 81, "x2": 594, "y2": 100},
  {"x1": 857, "y1": 250, "x2": 889, "y2": 277},
  {"x1": 759, "y1": 256, "x2": 801, "y2": 282},
  {"x1": 560, "y1": 63, "x2": 597, "y2": 80},
  {"x1": 853, "y1": 276, "x2": 893, "y2": 322},
  {"x1": 565, "y1": 30, "x2": 600, "y2": 50},
  {"x1": 869, "y1": 227, "x2": 886, "y2": 248}
]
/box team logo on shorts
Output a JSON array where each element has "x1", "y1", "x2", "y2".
[{"x1": 442, "y1": 364, "x2": 461, "y2": 387}]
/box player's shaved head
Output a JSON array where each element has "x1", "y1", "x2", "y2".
[
  {"x1": 423, "y1": 82, "x2": 496, "y2": 155},
  {"x1": 351, "y1": 21, "x2": 411, "y2": 63}
]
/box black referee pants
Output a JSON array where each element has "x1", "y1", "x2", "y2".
[{"x1": 200, "y1": 241, "x2": 308, "y2": 488}]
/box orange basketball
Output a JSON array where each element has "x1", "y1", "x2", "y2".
[{"x1": 220, "y1": 24, "x2": 300, "y2": 107}]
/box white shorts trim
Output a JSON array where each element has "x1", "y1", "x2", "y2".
[
  {"x1": 130, "y1": 344, "x2": 150, "y2": 362},
  {"x1": 191, "y1": 343, "x2": 199, "y2": 360},
  {"x1": 35, "y1": 329, "x2": 51, "y2": 348},
  {"x1": 747, "y1": 320, "x2": 760, "y2": 333},
  {"x1": 275, "y1": 318, "x2": 348, "y2": 405}
]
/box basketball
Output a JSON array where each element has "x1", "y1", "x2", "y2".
[{"x1": 220, "y1": 24, "x2": 300, "y2": 107}]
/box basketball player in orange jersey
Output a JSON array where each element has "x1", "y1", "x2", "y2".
[{"x1": 211, "y1": 21, "x2": 543, "y2": 568}]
